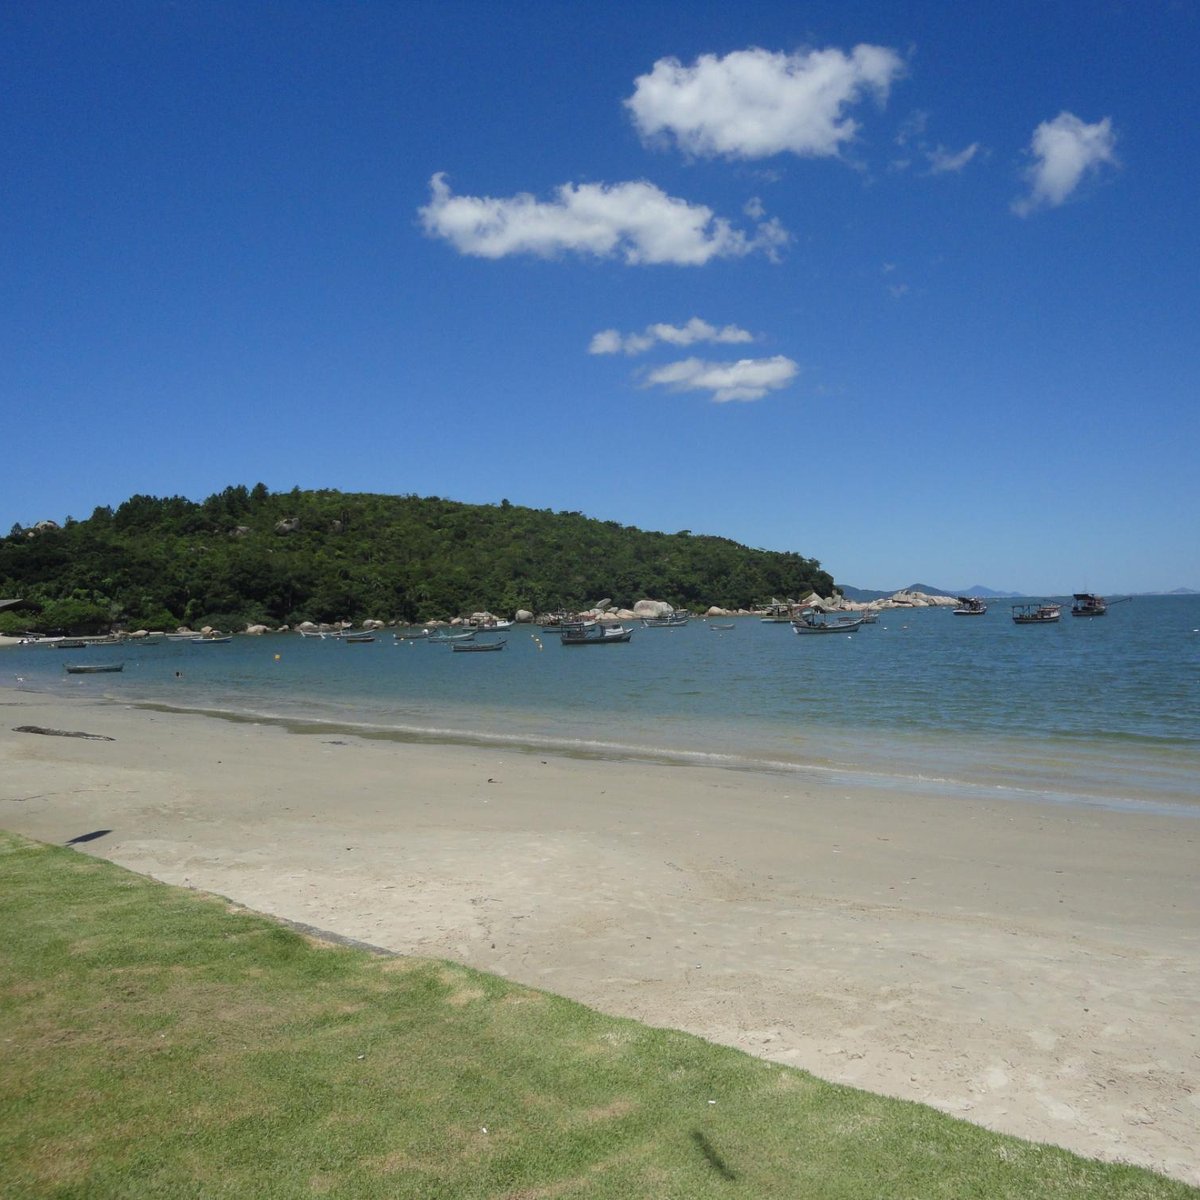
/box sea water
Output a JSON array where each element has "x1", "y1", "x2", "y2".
[{"x1": 8, "y1": 596, "x2": 1199, "y2": 814}]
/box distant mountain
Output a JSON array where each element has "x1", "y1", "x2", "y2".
[
  {"x1": 959, "y1": 584, "x2": 1025, "y2": 598},
  {"x1": 839, "y1": 582, "x2": 1023, "y2": 601},
  {"x1": 1167, "y1": 587, "x2": 1198, "y2": 595},
  {"x1": 903, "y1": 582, "x2": 956, "y2": 598}
]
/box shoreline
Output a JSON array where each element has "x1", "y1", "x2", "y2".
[{"x1": 2, "y1": 685, "x2": 1198, "y2": 1184}]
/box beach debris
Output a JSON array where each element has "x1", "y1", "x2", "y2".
[{"x1": 13, "y1": 725, "x2": 114, "y2": 741}]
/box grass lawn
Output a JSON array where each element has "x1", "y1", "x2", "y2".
[{"x1": 1, "y1": 831, "x2": 1195, "y2": 1199}]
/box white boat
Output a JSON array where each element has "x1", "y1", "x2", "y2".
[{"x1": 953, "y1": 597, "x2": 988, "y2": 616}]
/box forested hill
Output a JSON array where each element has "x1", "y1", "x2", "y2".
[{"x1": 1, "y1": 486, "x2": 834, "y2": 632}]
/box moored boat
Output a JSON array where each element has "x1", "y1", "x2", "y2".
[
  {"x1": 640, "y1": 612, "x2": 689, "y2": 627},
  {"x1": 1012, "y1": 603, "x2": 1061, "y2": 624},
  {"x1": 953, "y1": 597, "x2": 988, "y2": 616},
  {"x1": 452, "y1": 638, "x2": 506, "y2": 652},
  {"x1": 191, "y1": 634, "x2": 233, "y2": 643},
  {"x1": 791, "y1": 610, "x2": 865, "y2": 635},
  {"x1": 561, "y1": 622, "x2": 633, "y2": 645},
  {"x1": 65, "y1": 662, "x2": 124, "y2": 674},
  {"x1": 1071, "y1": 593, "x2": 1107, "y2": 617}
]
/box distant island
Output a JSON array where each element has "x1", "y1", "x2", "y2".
[
  {"x1": 840, "y1": 582, "x2": 1025, "y2": 602},
  {"x1": 0, "y1": 486, "x2": 834, "y2": 634}
]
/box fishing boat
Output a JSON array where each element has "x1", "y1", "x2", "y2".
[
  {"x1": 393, "y1": 629, "x2": 432, "y2": 641},
  {"x1": 1011, "y1": 603, "x2": 1061, "y2": 624},
  {"x1": 1071, "y1": 593, "x2": 1107, "y2": 617},
  {"x1": 470, "y1": 618, "x2": 514, "y2": 631},
  {"x1": 791, "y1": 610, "x2": 865, "y2": 635},
  {"x1": 708, "y1": 622, "x2": 735, "y2": 630},
  {"x1": 560, "y1": 622, "x2": 633, "y2": 645},
  {"x1": 640, "y1": 612, "x2": 689, "y2": 627},
  {"x1": 191, "y1": 634, "x2": 233, "y2": 643},
  {"x1": 452, "y1": 638, "x2": 506, "y2": 652},
  {"x1": 953, "y1": 597, "x2": 988, "y2": 616},
  {"x1": 341, "y1": 632, "x2": 375, "y2": 643},
  {"x1": 65, "y1": 662, "x2": 124, "y2": 674}
]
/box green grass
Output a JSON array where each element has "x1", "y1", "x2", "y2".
[{"x1": 1, "y1": 832, "x2": 1195, "y2": 1199}]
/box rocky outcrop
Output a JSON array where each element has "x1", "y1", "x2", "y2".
[
  {"x1": 274, "y1": 517, "x2": 300, "y2": 534},
  {"x1": 244, "y1": 624, "x2": 270, "y2": 636},
  {"x1": 885, "y1": 590, "x2": 958, "y2": 608},
  {"x1": 515, "y1": 610, "x2": 533, "y2": 623},
  {"x1": 633, "y1": 599, "x2": 674, "y2": 618}
]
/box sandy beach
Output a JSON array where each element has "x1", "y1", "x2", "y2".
[{"x1": 1, "y1": 684, "x2": 1197, "y2": 1185}]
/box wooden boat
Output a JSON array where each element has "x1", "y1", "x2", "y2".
[
  {"x1": 791, "y1": 610, "x2": 865, "y2": 635},
  {"x1": 708, "y1": 622, "x2": 735, "y2": 630},
  {"x1": 452, "y1": 638, "x2": 506, "y2": 652},
  {"x1": 1071, "y1": 593, "x2": 1107, "y2": 617},
  {"x1": 393, "y1": 629, "x2": 432, "y2": 641},
  {"x1": 561, "y1": 622, "x2": 633, "y2": 645},
  {"x1": 1011, "y1": 603, "x2": 1061, "y2": 624},
  {"x1": 428, "y1": 629, "x2": 476, "y2": 643},
  {"x1": 470, "y1": 619, "x2": 514, "y2": 631},
  {"x1": 191, "y1": 635, "x2": 233, "y2": 643},
  {"x1": 65, "y1": 662, "x2": 124, "y2": 674},
  {"x1": 953, "y1": 597, "x2": 988, "y2": 616},
  {"x1": 640, "y1": 613, "x2": 689, "y2": 627},
  {"x1": 341, "y1": 632, "x2": 375, "y2": 643},
  {"x1": 166, "y1": 632, "x2": 202, "y2": 642}
]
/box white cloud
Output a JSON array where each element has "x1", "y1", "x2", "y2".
[
  {"x1": 590, "y1": 317, "x2": 755, "y2": 356},
  {"x1": 625, "y1": 45, "x2": 905, "y2": 160},
  {"x1": 419, "y1": 173, "x2": 788, "y2": 265},
  {"x1": 643, "y1": 355, "x2": 798, "y2": 402},
  {"x1": 1012, "y1": 112, "x2": 1118, "y2": 215},
  {"x1": 925, "y1": 142, "x2": 979, "y2": 174}
]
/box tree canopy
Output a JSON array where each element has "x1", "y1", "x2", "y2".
[{"x1": 0, "y1": 486, "x2": 835, "y2": 632}]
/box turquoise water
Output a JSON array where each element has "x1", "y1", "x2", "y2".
[{"x1": 8, "y1": 596, "x2": 1199, "y2": 813}]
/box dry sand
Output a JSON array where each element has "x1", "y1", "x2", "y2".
[{"x1": 2, "y1": 685, "x2": 1197, "y2": 1184}]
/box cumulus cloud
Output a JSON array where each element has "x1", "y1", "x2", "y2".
[
  {"x1": 625, "y1": 44, "x2": 905, "y2": 160},
  {"x1": 419, "y1": 173, "x2": 788, "y2": 265},
  {"x1": 643, "y1": 355, "x2": 798, "y2": 403},
  {"x1": 589, "y1": 317, "x2": 755, "y2": 356},
  {"x1": 1012, "y1": 112, "x2": 1118, "y2": 215}
]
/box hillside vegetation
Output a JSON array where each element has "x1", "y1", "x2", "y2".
[{"x1": 1, "y1": 485, "x2": 834, "y2": 632}]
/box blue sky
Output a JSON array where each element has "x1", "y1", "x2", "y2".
[{"x1": 3, "y1": 1, "x2": 1197, "y2": 594}]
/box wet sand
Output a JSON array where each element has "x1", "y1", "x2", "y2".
[{"x1": 2, "y1": 685, "x2": 1197, "y2": 1184}]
